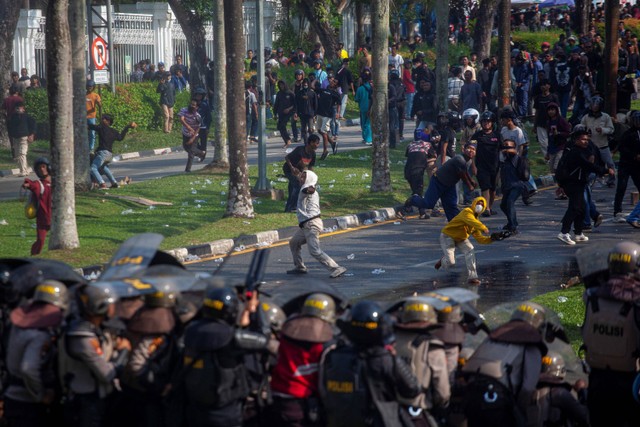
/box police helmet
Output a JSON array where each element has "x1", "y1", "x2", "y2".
[
  {"x1": 260, "y1": 300, "x2": 286, "y2": 332},
  {"x1": 463, "y1": 108, "x2": 479, "y2": 123},
  {"x1": 590, "y1": 95, "x2": 604, "y2": 109},
  {"x1": 630, "y1": 110, "x2": 640, "y2": 128},
  {"x1": 300, "y1": 293, "x2": 336, "y2": 324},
  {"x1": 144, "y1": 281, "x2": 180, "y2": 308},
  {"x1": 608, "y1": 241, "x2": 640, "y2": 275},
  {"x1": 480, "y1": 110, "x2": 496, "y2": 123},
  {"x1": 510, "y1": 301, "x2": 546, "y2": 330},
  {"x1": 541, "y1": 351, "x2": 566, "y2": 379},
  {"x1": 295, "y1": 69, "x2": 305, "y2": 77},
  {"x1": 437, "y1": 304, "x2": 463, "y2": 324},
  {"x1": 202, "y1": 285, "x2": 239, "y2": 324},
  {"x1": 400, "y1": 297, "x2": 436, "y2": 324},
  {"x1": 33, "y1": 280, "x2": 70, "y2": 312},
  {"x1": 79, "y1": 283, "x2": 117, "y2": 316},
  {"x1": 33, "y1": 157, "x2": 51, "y2": 178},
  {"x1": 344, "y1": 300, "x2": 394, "y2": 346}
]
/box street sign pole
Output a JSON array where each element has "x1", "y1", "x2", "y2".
[
  {"x1": 254, "y1": 0, "x2": 270, "y2": 191},
  {"x1": 105, "y1": 0, "x2": 115, "y2": 94}
]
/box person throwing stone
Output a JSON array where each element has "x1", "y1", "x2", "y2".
[{"x1": 287, "y1": 170, "x2": 347, "y2": 278}]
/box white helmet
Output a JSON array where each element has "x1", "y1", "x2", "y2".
[{"x1": 463, "y1": 108, "x2": 480, "y2": 125}]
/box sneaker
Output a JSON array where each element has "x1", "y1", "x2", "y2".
[
  {"x1": 286, "y1": 268, "x2": 308, "y2": 275},
  {"x1": 523, "y1": 197, "x2": 533, "y2": 206},
  {"x1": 594, "y1": 214, "x2": 604, "y2": 228},
  {"x1": 434, "y1": 259, "x2": 442, "y2": 270},
  {"x1": 574, "y1": 233, "x2": 589, "y2": 242},
  {"x1": 365, "y1": 141, "x2": 372, "y2": 146},
  {"x1": 99, "y1": 183, "x2": 108, "y2": 189},
  {"x1": 110, "y1": 183, "x2": 119, "y2": 189},
  {"x1": 628, "y1": 220, "x2": 640, "y2": 229},
  {"x1": 198, "y1": 152, "x2": 206, "y2": 162},
  {"x1": 468, "y1": 278, "x2": 481, "y2": 285},
  {"x1": 557, "y1": 233, "x2": 576, "y2": 245},
  {"x1": 614, "y1": 213, "x2": 628, "y2": 223},
  {"x1": 330, "y1": 266, "x2": 347, "y2": 278}
]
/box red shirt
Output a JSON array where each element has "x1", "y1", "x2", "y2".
[
  {"x1": 3, "y1": 95, "x2": 24, "y2": 120},
  {"x1": 25, "y1": 178, "x2": 52, "y2": 228},
  {"x1": 403, "y1": 68, "x2": 415, "y2": 94},
  {"x1": 270, "y1": 335, "x2": 325, "y2": 398}
]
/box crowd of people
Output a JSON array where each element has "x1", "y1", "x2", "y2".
[{"x1": 1, "y1": 236, "x2": 639, "y2": 427}]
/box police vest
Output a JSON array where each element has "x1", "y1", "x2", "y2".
[
  {"x1": 582, "y1": 291, "x2": 640, "y2": 372},
  {"x1": 462, "y1": 339, "x2": 526, "y2": 393},
  {"x1": 319, "y1": 343, "x2": 370, "y2": 427},
  {"x1": 394, "y1": 329, "x2": 441, "y2": 410}
]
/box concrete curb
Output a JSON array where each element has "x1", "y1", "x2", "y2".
[{"x1": 77, "y1": 206, "x2": 402, "y2": 277}]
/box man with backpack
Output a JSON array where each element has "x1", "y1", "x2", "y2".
[
  {"x1": 319, "y1": 300, "x2": 419, "y2": 427},
  {"x1": 555, "y1": 129, "x2": 613, "y2": 246},
  {"x1": 582, "y1": 241, "x2": 640, "y2": 426}
]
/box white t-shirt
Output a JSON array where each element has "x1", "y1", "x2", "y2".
[{"x1": 388, "y1": 53, "x2": 404, "y2": 70}]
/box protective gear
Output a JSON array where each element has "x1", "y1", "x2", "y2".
[
  {"x1": 475, "y1": 204, "x2": 484, "y2": 214},
  {"x1": 608, "y1": 241, "x2": 640, "y2": 276},
  {"x1": 143, "y1": 281, "x2": 180, "y2": 308},
  {"x1": 463, "y1": 108, "x2": 479, "y2": 124},
  {"x1": 630, "y1": 110, "x2": 640, "y2": 129},
  {"x1": 400, "y1": 297, "x2": 437, "y2": 324},
  {"x1": 261, "y1": 300, "x2": 286, "y2": 332},
  {"x1": 33, "y1": 279, "x2": 70, "y2": 312},
  {"x1": 79, "y1": 283, "x2": 117, "y2": 316},
  {"x1": 294, "y1": 69, "x2": 304, "y2": 77},
  {"x1": 344, "y1": 300, "x2": 394, "y2": 346},
  {"x1": 480, "y1": 110, "x2": 496, "y2": 123},
  {"x1": 300, "y1": 292, "x2": 336, "y2": 324},
  {"x1": 33, "y1": 157, "x2": 51, "y2": 179},
  {"x1": 202, "y1": 285, "x2": 239, "y2": 324},
  {"x1": 510, "y1": 301, "x2": 546, "y2": 330},
  {"x1": 436, "y1": 304, "x2": 463, "y2": 324},
  {"x1": 541, "y1": 351, "x2": 566, "y2": 379},
  {"x1": 583, "y1": 287, "x2": 640, "y2": 372}
]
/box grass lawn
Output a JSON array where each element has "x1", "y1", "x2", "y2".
[{"x1": 532, "y1": 285, "x2": 586, "y2": 353}]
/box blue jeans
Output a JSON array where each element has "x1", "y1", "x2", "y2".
[
  {"x1": 405, "y1": 92, "x2": 415, "y2": 119},
  {"x1": 500, "y1": 184, "x2": 524, "y2": 231},
  {"x1": 628, "y1": 200, "x2": 640, "y2": 222},
  {"x1": 558, "y1": 91, "x2": 570, "y2": 118},
  {"x1": 410, "y1": 177, "x2": 459, "y2": 221},
  {"x1": 284, "y1": 171, "x2": 300, "y2": 212},
  {"x1": 91, "y1": 150, "x2": 116, "y2": 185},
  {"x1": 87, "y1": 118, "x2": 97, "y2": 151},
  {"x1": 331, "y1": 107, "x2": 339, "y2": 137}
]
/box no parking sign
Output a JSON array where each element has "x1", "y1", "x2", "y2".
[{"x1": 91, "y1": 36, "x2": 109, "y2": 70}]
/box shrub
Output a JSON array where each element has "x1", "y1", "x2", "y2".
[{"x1": 24, "y1": 82, "x2": 191, "y2": 130}]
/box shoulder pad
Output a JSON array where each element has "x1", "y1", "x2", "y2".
[{"x1": 65, "y1": 319, "x2": 97, "y2": 338}]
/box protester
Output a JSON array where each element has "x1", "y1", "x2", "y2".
[
  {"x1": 86, "y1": 81, "x2": 102, "y2": 151},
  {"x1": 8, "y1": 101, "x2": 36, "y2": 177},
  {"x1": 283, "y1": 134, "x2": 319, "y2": 213},
  {"x1": 88, "y1": 113, "x2": 137, "y2": 189},
  {"x1": 22, "y1": 157, "x2": 52, "y2": 255},
  {"x1": 178, "y1": 99, "x2": 206, "y2": 172}
]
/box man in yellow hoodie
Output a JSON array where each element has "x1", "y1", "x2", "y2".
[{"x1": 434, "y1": 196, "x2": 497, "y2": 285}]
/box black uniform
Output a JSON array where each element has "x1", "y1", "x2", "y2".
[{"x1": 472, "y1": 129, "x2": 501, "y2": 191}]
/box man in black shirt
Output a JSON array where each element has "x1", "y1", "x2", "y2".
[
  {"x1": 273, "y1": 80, "x2": 296, "y2": 148},
  {"x1": 471, "y1": 111, "x2": 501, "y2": 216},
  {"x1": 89, "y1": 114, "x2": 137, "y2": 189},
  {"x1": 315, "y1": 77, "x2": 341, "y2": 160},
  {"x1": 335, "y1": 58, "x2": 355, "y2": 119}
]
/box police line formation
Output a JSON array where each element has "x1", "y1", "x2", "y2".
[{"x1": 1, "y1": 232, "x2": 639, "y2": 427}]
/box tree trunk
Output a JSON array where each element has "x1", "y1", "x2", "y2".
[
  {"x1": 0, "y1": 2, "x2": 21, "y2": 149},
  {"x1": 168, "y1": 0, "x2": 208, "y2": 93},
  {"x1": 211, "y1": 0, "x2": 228, "y2": 168},
  {"x1": 355, "y1": 1, "x2": 366, "y2": 47},
  {"x1": 574, "y1": 0, "x2": 590, "y2": 36},
  {"x1": 604, "y1": 0, "x2": 619, "y2": 116},
  {"x1": 223, "y1": 0, "x2": 253, "y2": 218},
  {"x1": 498, "y1": 0, "x2": 511, "y2": 108},
  {"x1": 298, "y1": 0, "x2": 339, "y2": 62},
  {"x1": 435, "y1": 0, "x2": 449, "y2": 111},
  {"x1": 46, "y1": 0, "x2": 79, "y2": 251},
  {"x1": 70, "y1": 0, "x2": 90, "y2": 190},
  {"x1": 370, "y1": 0, "x2": 391, "y2": 193},
  {"x1": 472, "y1": 0, "x2": 499, "y2": 61}
]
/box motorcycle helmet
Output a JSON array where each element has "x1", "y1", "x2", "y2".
[
  {"x1": 463, "y1": 108, "x2": 479, "y2": 125},
  {"x1": 33, "y1": 157, "x2": 51, "y2": 179},
  {"x1": 33, "y1": 279, "x2": 70, "y2": 312},
  {"x1": 202, "y1": 284, "x2": 240, "y2": 324},
  {"x1": 79, "y1": 283, "x2": 117, "y2": 316},
  {"x1": 400, "y1": 297, "x2": 436, "y2": 325},
  {"x1": 300, "y1": 293, "x2": 336, "y2": 324}
]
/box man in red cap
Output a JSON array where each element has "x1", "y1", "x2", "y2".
[{"x1": 541, "y1": 41, "x2": 551, "y2": 56}]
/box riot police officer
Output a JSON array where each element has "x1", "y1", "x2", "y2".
[
  {"x1": 182, "y1": 284, "x2": 269, "y2": 427},
  {"x1": 4, "y1": 280, "x2": 69, "y2": 427},
  {"x1": 394, "y1": 298, "x2": 450, "y2": 427},
  {"x1": 269, "y1": 293, "x2": 338, "y2": 426},
  {"x1": 583, "y1": 241, "x2": 640, "y2": 427},
  {"x1": 462, "y1": 301, "x2": 548, "y2": 427},
  {"x1": 58, "y1": 283, "x2": 131, "y2": 427},
  {"x1": 319, "y1": 300, "x2": 419, "y2": 427}
]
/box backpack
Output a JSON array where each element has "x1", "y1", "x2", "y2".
[
  {"x1": 24, "y1": 180, "x2": 43, "y2": 219},
  {"x1": 582, "y1": 289, "x2": 640, "y2": 372},
  {"x1": 319, "y1": 343, "x2": 370, "y2": 427},
  {"x1": 553, "y1": 147, "x2": 579, "y2": 186}
]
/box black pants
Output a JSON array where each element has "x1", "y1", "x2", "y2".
[
  {"x1": 560, "y1": 182, "x2": 586, "y2": 234},
  {"x1": 277, "y1": 113, "x2": 294, "y2": 143},
  {"x1": 285, "y1": 170, "x2": 301, "y2": 212},
  {"x1": 183, "y1": 135, "x2": 205, "y2": 172},
  {"x1": 299, "y1": 115, "x2": 314, "y2": 143},
  {"x1": 198, "y1": 128, "x2": 209, "y2": 153},
  {"x1": 290, "y1": 115, "x2": 299, "y2": 141},
  {"x1": 397, "y1": 104, "x2": 405, "y2": 138},
  {"x1": 406, "y1": 170, "x2": 426, "y2": 196},
  {"x1": 614, "y1": 164, "x2": 640, "y2": 214},
  {"x1": 588, "y1": 369, "x2": 640, "y2": 427}
]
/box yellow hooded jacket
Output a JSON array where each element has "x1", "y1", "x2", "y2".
[{"x1": 441, "y1": 197, "x2": 493, "y2": 244}]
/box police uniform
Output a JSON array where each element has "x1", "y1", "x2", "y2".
[{"x1": 527, "y1": 373, "x2": 588, "y2": 427}]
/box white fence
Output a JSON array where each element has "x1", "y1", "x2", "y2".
[{"x1": 12, "y1": 1, "x2": 282, "y2": 85}]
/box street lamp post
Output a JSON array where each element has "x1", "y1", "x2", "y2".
[{"x1": 254, "y1": 0, "x2": 270, "y2": 191}]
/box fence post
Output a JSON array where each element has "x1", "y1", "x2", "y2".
[{"x1": 136, "y1": 2, "x2": 173, "y2": 67}]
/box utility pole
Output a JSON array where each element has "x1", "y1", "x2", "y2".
[
  {"x1": 498, "y1": 0, "x2": 511, "y2": 108},
  {"x1": 435, "y1": 0, "x2": 449, "y2": 112}
]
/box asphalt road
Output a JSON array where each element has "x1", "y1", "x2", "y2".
[
  {"x1": 186, "y1": 182, "x2": 633, "y2": 311},
  {"x1": 0, "y1": 120, "x2": 410, "y2": 201}
]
